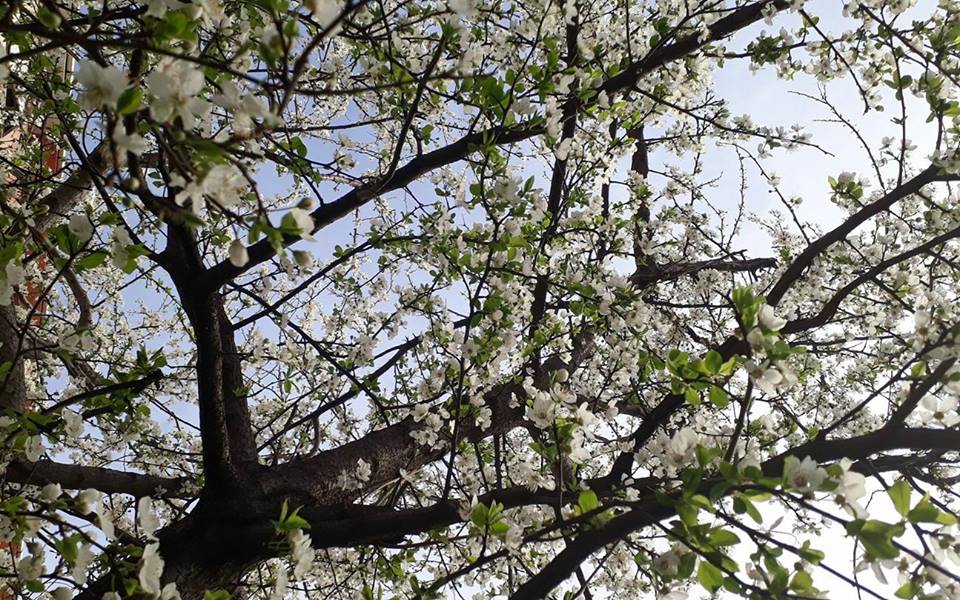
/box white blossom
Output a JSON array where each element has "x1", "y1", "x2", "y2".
[
  {"x1": 229, "y1": 239, "x2": 249, "y2": 267},
  {"x1": 76, "y1": 488, "x2": 101, "y2": 515},
  {"x1": 76, "y1": 61, "x2": 128, "y2": 110},
  {"x1": 525, "y1": 393, "x2": 556, "y2": 429},
  {"x1": 783, "y1": 455, "x2": 826, "y2": 493},
  {"x1": 73, "y1": 543, "x2": 95, "y2": 585},
  {"x1": 286, "y1": 208, "x2": 316, "y2": 240},
  {"x1": 833, "y1": 459, "x2": 867, "y2": 517},
  {"x1": 51, "y1": 588, "x2": 72, "y2": 600},
  {"x1": 758, "y1": 304, "x2": 787, "y2": 331},
  {"x1": 112, "y1": 127, "x2": 150, "y2": 156},
  {"x1": 293, "y1": 250, "x2": 314, "y2": 269},
  {"x1": 287, "y1": 529, "x2": 315, "y2": 579},
  {"x1": 304, "y1": 0, "x2": 343, "y2": 28},
  {"x1": 146, "y1": 58, "x2": 209, "y2": 126},
  {"x1": 270, "y1": 568, "x2": 288, "y2": 600},
  {"x1": 17, "y1": 543, "x2": 44, "y2": 581},
  {"x1": 139, "y1": 543, "x2": 165, "y2": 597},
  {"x1": 68, "y1": 213, "x2": 95, "y2": 242},
  {"x1": 138, "y1": 497, "x2": 159, "y2": 539},
  {"x1": 918, "y1": 395, "x2": 960, "y2": 427},
  {"x1": 653, "y1": 543, "x2": 689, "y2": 576},
  {"x1": 24, "y1": 435, "x2": 43, "y2": 461},
  {"x1": 62, "y1": 409, "x2": 84, "y2": 438},
  {"x1": 41, "y1": 483, "x2": 62, "y2": 503},
  {"x1": 663, "y1": 428, "x2": 700, "y2": 470}
]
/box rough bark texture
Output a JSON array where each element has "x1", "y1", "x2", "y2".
[{"x1": 0, "y1": 305, "x2": 27, "y2": 412}]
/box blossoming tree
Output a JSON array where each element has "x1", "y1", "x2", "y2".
[{"x1": 2, "y1": 0, "x2": 960, "y2": 598}]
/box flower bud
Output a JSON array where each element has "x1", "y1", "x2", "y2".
[
  {"x1": 229, "y1": 239, "x2": 249, "y2": 267},
  {"x1": 293, "y1": 250, "x2": 314, "y2": 269}
]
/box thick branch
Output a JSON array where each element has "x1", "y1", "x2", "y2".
[
  {"x1": 631, "y1": 256, "x2": 777, "y2": 286},
  {"x1": 5, "y1": 459, "x2": 191, "y2": 498},
  {"x1": 33, "y1": 142, "x2": 108, "y2": 230},
  {"x1": 267, "y1": 379, "x2": 525, "y2": 504},
  {"x1": 0, "y1": 305, "x2": 27, "y2": 411},
  {"x1": 165, "y1": 226, "x2": 257, "y2": 487}
]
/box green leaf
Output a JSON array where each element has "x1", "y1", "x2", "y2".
[
  {"x1": 789, "y1": 570, "x2": 814, "y2": 593},
  {"x1": 25, "y1": 580, "x2": 44, "y2": 593},
  {"x1": 677, "y1": 552, "x2": 697, "y2": 579},
  {"x1": 470, "y1": 503, "x2": 488, "y2": 527},
  {"x1": 578, "y1": 489, "x2": 599, "y2": 513},
  {"x1": 798, "y1": 541, "x2": 825, "y2": 565},
  {"x1": 708, "y1": 385, "x2": 729, "y2": 408},
  {"x1": 677, "y1": 501, "x2": 699, "y2": 528},
  {"x1": 718, "y1": 460, "x2": 738, "y2": 482},
  {"x1": 55, "y1": 534, "x2": 81, "y2": 563},
  {"x1": 852, "y1": 520, "x2": 902, "y2": 560},
  {"x1": 895, "y1": 580, "x2": 920, "y2": 598},
  {"x1": 121, "y1": 257, "x2": 138, "y2": 274},
  {"x1": 289, "y1": 137, "x2": 308, "y2": 157},
  {"x1": 117, "y1": 88, "x2": 142, "y2": 115},
  {"x1": 732, "y1": 286, "x2": 754, "y2": 311},
  {"x1": 37, "y1": 6, "x2": 62, "y2": 28},
  {"x1": 274, "y1": 500, "x2": 310, "y2": 533},
  {"x1": 718, "y1": 356, "x2": 738, "y2": 376},
  {"x1": 666, "y1": 351, "x2": 689, "y2": 380},
  {"x1": 697, "y1": 560, "x2": 725, "y2": 593},
  {"x1": 695, "y1": 445, "x2": 720, "y2": 467},
  {"x1": 704, "y1": 350, "x2": 722, "y2": 374},
  {"x1": 708, "y1": 528, "x2": 740, "y2": 547},
  {"x1": 733, "y1": 494, "x2": 762, "y2": 524},
  {"x1": 690, "y1": 494, "x2": 712, "y2": 510},
  {"x1": 489, "y1": 521, "x2": 510, "y2": 536},
  {"x1": 1, "y1": 495, "x2": 27, "y2": 513},
  {"x1": 284, "y1": 511, "x2": 310, "y2": 530},
  {"x1": 910, "y1": 362, "x2": 927, "y2": 379},
  {"x1": 935, "y1": 511, "x2": 958, "y2": 525},
  {"x1": 203, "y1": 591, "x2": 231, "y2": 600},
  {"x1": 722, "y1": 577, "x2": 741, "y2": 594},
  {"x1": 75, "y1": 251, "x2": 109, "y2": 271},
  {"x1": 52, "y1": 225, "x2": 74, "y2": 253},
  {"x1": 888, "y1": 480, "x2": 911, "y2": 517},
  {"x1": 907, "y1": 497, "x2": 941, "y2": 524}
]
